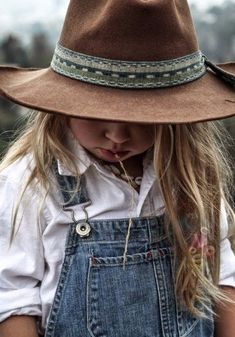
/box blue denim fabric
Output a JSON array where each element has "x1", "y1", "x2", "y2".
[{"x1": 44, "y1": 171, "x2": 214, "y2": 337}]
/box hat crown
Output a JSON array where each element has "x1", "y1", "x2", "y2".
[{"x1": 59, "y1": 0, "x2": 199, "y2": 61}]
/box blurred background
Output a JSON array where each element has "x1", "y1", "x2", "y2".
[{"x1": 0, "y1": 0, "x2": 235, "y2": 166}]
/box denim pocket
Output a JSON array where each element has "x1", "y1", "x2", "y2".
[
  {"x1": 86, "y1": 246, "x2": 210, "y2": 337},
  {"x1": 87, "y1": 249, "x2": 162, "y2": 337}
]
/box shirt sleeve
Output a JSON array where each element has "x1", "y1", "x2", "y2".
[
  {"x1": 0, "y1": 174, "x2": 46, "y2": 322},
  {"x1": 219, "y1": 201, "x2": 235, "y2": 287}
]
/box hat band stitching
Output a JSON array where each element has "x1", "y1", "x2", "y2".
[
  {"x1": 50, "y1": 43, "x2": 206, "y2": 88},
  {"x1": 53, "y1": 43, "x2": 203, "y2": 70}
]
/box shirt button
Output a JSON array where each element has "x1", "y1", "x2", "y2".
[{"x1": 76, "y1": 222, "x2": 91, "y2": 237}]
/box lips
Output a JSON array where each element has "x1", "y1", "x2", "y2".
[
  {"x1": 99, "y1": 148, "x2": 129, "y2": 160},
  {"x1": 113, "y1": 151, "x2": 129, "y2": 158}
]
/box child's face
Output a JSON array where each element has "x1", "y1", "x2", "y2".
[{"x1": 68, "y1": 118, "x2": 155, "y2": 162}]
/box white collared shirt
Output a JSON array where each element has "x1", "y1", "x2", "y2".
[{"x1": 0, "y1": 135, "x2": 235, "y2": 330}]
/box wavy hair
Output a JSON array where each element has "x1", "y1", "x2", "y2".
[
  {"x1": 0, "y1": 110, "x2": 234, "y2": 316},
  {"x1": 154, "y1": 122, "x2": 235, "y2": 315}
]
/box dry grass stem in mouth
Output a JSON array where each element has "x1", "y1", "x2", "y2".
[{"x1": 115, "y1": 154, "x2": 136, "y2": 269}]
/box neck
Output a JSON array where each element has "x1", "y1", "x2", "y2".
[{"x1": 113, "y1": 152, "x2": 144, "y2": 177}]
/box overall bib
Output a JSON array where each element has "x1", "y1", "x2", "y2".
[{"x1": 44, "y1": 170, "x2": 214, "y2": 337}]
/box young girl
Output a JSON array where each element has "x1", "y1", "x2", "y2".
[{"x1": 0, "y1": 1, "x2": 235, "y2": 337}]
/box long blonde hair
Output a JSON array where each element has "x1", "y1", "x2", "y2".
[
  {"x1": 1, "y1": 110, "x2": 234, "y2": 316},
  {"x1": 154, "y1": 122, "x2": 235, "y2": 315}
]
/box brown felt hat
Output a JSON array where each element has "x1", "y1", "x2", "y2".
[{"x1": 0, "y1": 0, "x2": 234, "y2": 123}]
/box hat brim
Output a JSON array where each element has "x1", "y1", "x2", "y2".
[{"x1": 0, "y1": 64, "x2": 234, "y2": 123}]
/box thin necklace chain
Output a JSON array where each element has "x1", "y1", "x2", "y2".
[{"x1": 103, "y1": 163, "x2": 142, "y2": 189}]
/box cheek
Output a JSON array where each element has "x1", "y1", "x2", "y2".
[
  {"x1": 68, "y1": 118, "x2": 88, "y2": 135},
  {"x1": 68, "y1": 119, "x2": 104, "y2": 145},
  {"x1": 137, "y1": 126, "x2": 155, "y2": 145},
  {"x1": 69, "y1": 122, "x2": 82, "y2": 140},
  {"x1": 68, "y1": 119, "x2": 88, "y2": 142}
]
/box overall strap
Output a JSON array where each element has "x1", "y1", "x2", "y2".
[{"x1": 52, "y1": 160, "x2": 90, "y2": 206}]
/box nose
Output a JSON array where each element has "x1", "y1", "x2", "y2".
[{"x1": 104, "y1": 123, "x2": 130, "y2": 144}]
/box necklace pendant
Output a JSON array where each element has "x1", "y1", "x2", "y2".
[
  {"x1": 103, "y1": 162, "x2": 142, "y2": 189},
  {"x1": 120, "y1": 173, "x2": 134, "y2": 181},
  {"x1": 135, "y1": 177, "x2": 142, "y2": 185},
  {"x1": 109, "y1": 164, "x2": 120, "y2": 175}
]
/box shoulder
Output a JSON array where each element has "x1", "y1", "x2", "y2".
[
  {"x1": 0, "y1": 154, "x2": 54, "y2": 234},
  {"x1": 0, "y1": 154, "x2": 47, "y2": 207},
  {"x1": 0, "y1": 153, "x2": 34, "y2": 184}
]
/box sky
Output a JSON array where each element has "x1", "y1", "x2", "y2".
[{"x1": 190, "y1": 0, "x2": 228, "y2": 8}]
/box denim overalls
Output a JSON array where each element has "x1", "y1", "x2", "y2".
[{"x1": 44, "y1": 169, "x2": 214, "y2": 337}]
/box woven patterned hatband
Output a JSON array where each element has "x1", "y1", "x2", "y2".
[{"x1": 51, "y1": 43, "x2": 206, "y2": 89}]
